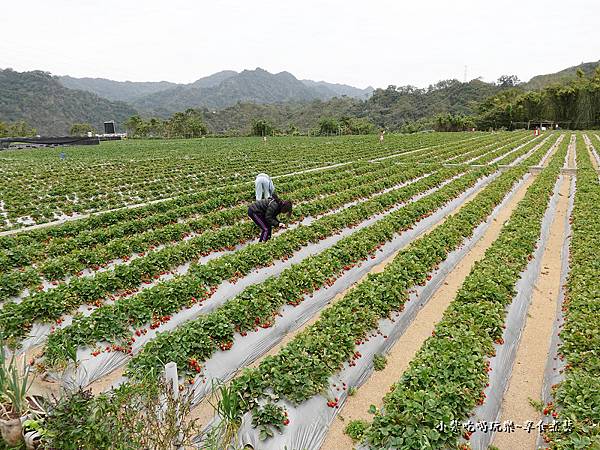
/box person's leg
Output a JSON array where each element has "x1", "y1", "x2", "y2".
[
  {"x1": 255, "y1": 178, "x2": 264, "y2": 200},
  {"x1": 262, "y1": 226, "x2": 271, "y2": 242},
  {"x1": 249, "y1": 211, "x2": 269, "y2": 242}
]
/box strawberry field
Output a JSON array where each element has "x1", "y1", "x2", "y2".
[{"x1": 1, "y1": 131, "x2": 599, "y2": 450}]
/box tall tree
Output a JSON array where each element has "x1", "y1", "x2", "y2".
[
  {"x1": 318, "y1": 117, "x2": 340, "y2": 135},
  {"x1": 251, "y1": 119, "x2": 274, "y2": 136}
]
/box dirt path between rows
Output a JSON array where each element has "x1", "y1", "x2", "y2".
[
  {"x1": 585, "y1": 134, "x2": 600, "y2": 171},
  {"x1": 567, "y1": 135, "x2": 577, "y2": 169},
  {"x1": 492, "y1": 174, "x2": 571, "y2": 450},
  {"x1": 321, "y1": 174, "x2": 537, "y2": 450}
]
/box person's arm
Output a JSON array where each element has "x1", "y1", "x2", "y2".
[{"x1": 264, "y1": 202, "x2": 280, "y2": 227}]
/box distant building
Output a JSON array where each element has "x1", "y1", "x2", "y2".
[{"x1": 104, "y1": 121, "x2": 116, "y2": 134}]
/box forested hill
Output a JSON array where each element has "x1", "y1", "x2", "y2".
[
  {"x1": 0, "y1": 69, "x2": 136, "y2": 135},
  {"x1": 202, "y1": 79, "x2": 505, "y2": 133},
  {"x1": 58, "y1": 68, "x2": 374, "y2": 116},
  {"x1": 1, "y1": 60, "x2": 599, "y2": 135},
  {"x1": 130, "y1": 68, "x2": 324, "y2": 115},
  {"x1": 58, "y1": 76, "x2": 178, "y2": 103},
  {"x1": 522, "y1": 60, "x2": 600, "y2": 90}
]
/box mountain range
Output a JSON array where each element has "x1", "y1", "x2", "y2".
[
  {"x1": 59, "y1": 68, "x2": 374, "y2": 116},
  {"x1": 1, "y1": 60, "x2": 598, "y2": 135}
]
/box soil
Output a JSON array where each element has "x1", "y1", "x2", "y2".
[
  {"x1": 568, "y1": 137, "x2": 577, "y2": 168},
  {"x1": 585, "y1": 134, "x2": 600, "y2": 171},
  {"x1": 320, "y1": 174, "x2": 536, "y2": 450},
  {"x1": 18, "y1": 346, "x2": 61, "y2": 400},
  {"x1": 492, "y1": 173, "x2": 571, "y2": 450}
]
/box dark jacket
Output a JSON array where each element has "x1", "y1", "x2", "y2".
[{"x1": 248, "y1": 197, "x2": 283, "y2": 227}]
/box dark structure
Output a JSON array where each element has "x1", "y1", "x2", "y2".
[
  {"x1": 0, "y1": 136, "x2": 100, "y2": 150},
  {"x1": 104, "y1": 121, "x2": 116, "y2": 134}
]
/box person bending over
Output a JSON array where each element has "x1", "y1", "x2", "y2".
[
  {"x1": 255, "y1": 173, "x2": 275, "y2": 200},
  {"x1": 248, "y1": 196, "x2": 292, "y2": 242}
]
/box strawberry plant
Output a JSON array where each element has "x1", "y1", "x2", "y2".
[
  {"x1": 372, "y1": 353, "x2": 387, "y2": 371},
  {"x1": 251, "y1": 403, "x2": 289, "y2": 440}
]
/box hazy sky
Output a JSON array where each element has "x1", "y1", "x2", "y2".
[{"x1": 2, "y1": 0, "x2": 599, "y2": 89}]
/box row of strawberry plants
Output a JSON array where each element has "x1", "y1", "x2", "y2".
[
  {"x1": 422, "y1": 133, "x2": 525, "y2": 165},
  {"x1": 1, "y1": 131, "x2": 469, "y2": 265},
  {"x1": 0, "y1": 161, "x2": 417, "y2": 298},
  {"x1": 0, "y1": 133, "x2": 483, "y2": 231},
  {"x1": 1, "y1": 155, "x2": 315, "y2": 229},
  {"x1": 0, "y1": 163, "x2": 432, "y2": 302},
  {"x1": 2, "y1": 166, "x2": 456, "y2": 345},
  {"x1": 216, "y1": 136, "x2": 556, "y2": 441},
  {"x1": 0, "y1": 160, "x2": 382, "y2": 267},
  {"x1": 1, "y1": 134, "x2": 516, "y2": 275},
  {"x1": 361, "y1": 136, "x2": 567, "y2": 448},
  {"x1": 434, "y1": 133, "x2": 530, "y2": 165},
  {"x1": 441, "y1": 133, "x2": 529, "y2": 164},
  {"x1": 494, "y1": 132, "x2": 557, "y2": 167},
  {"x1": 40, "y1": 166, "x2": 474, "y2": 366},
  {"x1": 0, "y1": 152, "x2": 388, "y2": 249},
  {"x1": 120, "y1": 166, "x2": 495, "y2": 378},
  {"x1": 0, "y1": 163, "x2": 432, "y2": 306},
  {"x1": 470, "y1": 133, "x2": 546, "y2": 165},
  {"x1": 544, "y1": 136, "x2": 600, "y2": 449},
  {"x1": 3, "y1": 141, "x2": 372, "y2": 229},
  {"x1": 0, "y1": 132, "x2": 466, "y2": 236},
  {"x1": 37, "y1": 160, "x2": 417, "y2": 266},
  {"x1": 0, "y1": 131, "x2": 488, "y2": 241},
  {"x1": 0, "y1": 166, "x2": 434, "y2": 310}
]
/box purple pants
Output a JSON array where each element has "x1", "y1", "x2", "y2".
[{"x1": 248, "y1": 210, "x2": 272, "y2": 242}]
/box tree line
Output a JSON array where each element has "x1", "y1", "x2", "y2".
[
  {"x1": 124, "y1": 109, "x2": 207, "y2": 138},
  {"x1": 3, "y1": 70, "x2": 599, "y2": 139},
  {"x1": 0, "y1": 120, "x2": 37, "y2": 138},
  {"x1": 477, "y1": 68, "x2": 600, "y2": 130}
]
